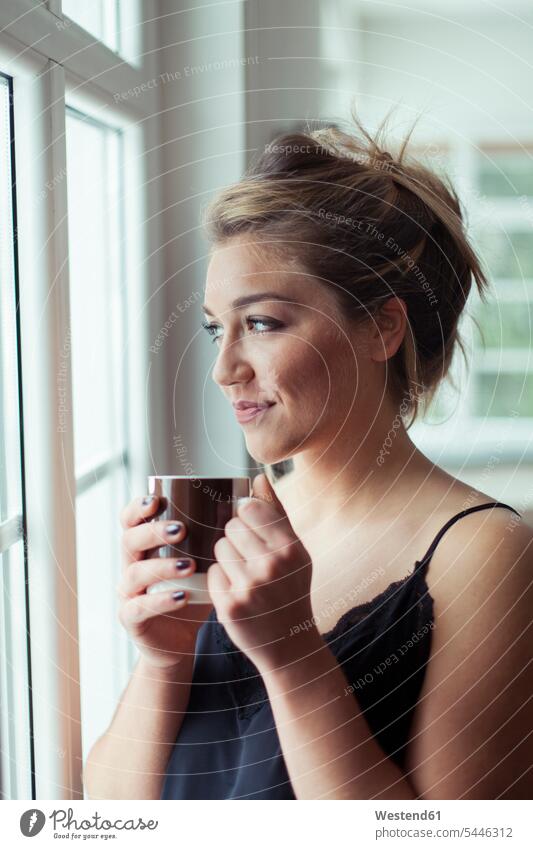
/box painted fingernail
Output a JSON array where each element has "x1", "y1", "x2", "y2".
[
  {"x1": 142, "y1": 496, "x2": 154, "y2": 506},
  {"x1": 172, "y1": 590, "x2": 186, "y2": 601},
  {"x1": 176, "y1": 559, "x2": 191, "y2": 570},
  {"x1": 166, "y1": 523, "x2": 183, "y2": 536}
]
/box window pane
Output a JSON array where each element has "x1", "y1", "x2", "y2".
[
  {"x1": 66, "y1": 106, "x2": 131, "y2": 774},
  {"x1": 474, "y1": 373, "x2": 533, "y2": 417},
  {"x1": 0, "y1": 540, "x2": 32, "y2": 799},
  {"x1": 476, "y1": 230, "x2": 533, "y2": 282},
  {"x1": 478, "y1": 150, "x2": 533, "y2": 198},
  {"x1": 76, "y1": 471, "x2": 130, "y2": 765},
  {"x1": 0, "y1": 75, "x2": 23, "y2": 522},
  {"x1": 66, "y1": 109, "x2": 126, "y2": 474},
  {"x1": 475, "y1": 301, "x2": 533, "y2": 348},
  {"x1": 63, "y1": 0, "x2": 120, "y2": 54}
]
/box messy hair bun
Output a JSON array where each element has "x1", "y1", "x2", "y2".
[{"x1": 202, "y1": 106, "x2": 488, "y2": 426}]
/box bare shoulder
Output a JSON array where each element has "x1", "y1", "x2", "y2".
[
  {"x1": 404, "y1": 499, "x2": 533, "y2": 799},
  {"x1": 424, "y1": 498, "x2": 531, "y2": 603},
  {"x1": 409, "y1": 465, "x2": 529, "y2": 596}
]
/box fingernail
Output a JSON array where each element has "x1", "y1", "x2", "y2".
[
  {"x1": 176, "y1": 559, "x2": 191, "y2": 570},
  {"x1": 237, "y1": 497, "x2": 256, "y2": 509},
  {"x1": 166, "y1": 523, "x2": 183, "y2": 536},
  {"x1": 142, "y1": 496, "x2": 154, "y2": 506},
  {"x1": 172, "y1": 590, "x2": 186, "y2": 601}
]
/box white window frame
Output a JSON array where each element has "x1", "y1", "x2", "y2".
[
  {"x1": 410, "y1": 138, "x2": 533, "y2": 466},
  {"x1": 0, "y1": 70, "x2": 32, "y2": 802},
  {"x1": 0, "y1": 0, "x2": 163, "y2": 799}
]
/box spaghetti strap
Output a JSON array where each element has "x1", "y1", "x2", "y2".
[{"x1": 415, "y1": 501, "x2": 521, "y2": 575}]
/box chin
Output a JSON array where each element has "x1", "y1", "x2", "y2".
[
  {"x1": 246, "y1": 436, "x2": 298, "y2": 467},
  {"x1": 247, "y1": 448, "x2": 280, "y2": 466}
]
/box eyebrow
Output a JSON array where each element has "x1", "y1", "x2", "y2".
[{"x1": 201, "y1": 292, "x2": 301, "y2": 316}]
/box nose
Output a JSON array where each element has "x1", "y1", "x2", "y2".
[{"x1": 211, "y1": 338, "x2": 254, "y2": 388}]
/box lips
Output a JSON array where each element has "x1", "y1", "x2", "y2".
[
  {"x1": 234, "y1": 403, "x2": 275, "y2": 424},
  {"x1": 232, "y1": 400, "x2": 274, "y2": 410}
]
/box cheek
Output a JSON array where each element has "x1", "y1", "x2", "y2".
[
  {"x1": 258, "y1": 330, "x2": 358, "y2": 409},
  {"x1": 323, "y1": 322, "x2": 368, "y2": 388},
  {"x1": 257, "y1": 358, "x2": 284, "y2": 402},
  {"x1": 279, "y1": 340, "x2": 334, "y2": 410},
  {"x1": 253, "y1": 340, "x2": 321, "y2": 401},
  {"x1": 292, "y1": 330, "x2": 364, "y2": 415}
]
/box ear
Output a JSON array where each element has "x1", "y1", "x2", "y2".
[{"x1": 368, "y1": 296, "x2": 407, "y2": 362}]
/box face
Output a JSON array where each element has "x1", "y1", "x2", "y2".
[{"x1": 202, "y1": 236, "x2": 378, "y2": 466}]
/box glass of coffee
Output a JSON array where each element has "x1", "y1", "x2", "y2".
[{"x1": 145, "y1": 475, "x2": 251, "y2": 603}]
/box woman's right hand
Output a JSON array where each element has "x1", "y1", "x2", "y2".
[{"x1": 117, "y1": 495, "x2": 214, "y2": 671}]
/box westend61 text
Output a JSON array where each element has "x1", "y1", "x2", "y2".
[{"x1": 375, "y1": 810, "x2": 441, "y2": 820}]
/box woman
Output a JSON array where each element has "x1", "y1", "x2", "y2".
[{"x1": 84, "y1": 113, "x2": 532, "y2": 800}]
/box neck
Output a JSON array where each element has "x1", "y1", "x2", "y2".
[{"x1": 275, "y1": 407, "x2": 434, "y2": 537}]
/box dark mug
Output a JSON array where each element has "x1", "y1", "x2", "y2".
[{"x1": 145, "y1": 475, "x2": 251, "y2": 603}]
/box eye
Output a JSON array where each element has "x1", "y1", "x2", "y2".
[
  {"x1": 201, "y1": 319, "x2": 223, "y2": 343},
  {"x1": 247, "y1": 317, "x2": 280, "y2": 334},
  {"x1": 201, "y1": 316, "x2": 282, "y2": 344}
]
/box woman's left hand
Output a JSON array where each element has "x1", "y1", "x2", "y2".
[{"x1": 207, "y1": 473, "x2": 316, "y2": 673}]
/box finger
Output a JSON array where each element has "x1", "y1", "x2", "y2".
[
  {"x1": 120, "y1": 587, "x2": 189, "y2": 630},
  {"x1": 212, "y1": 535, "x2": 248, "y2": 586},
  {"x1": 236, "y1": 497, "x2": 291, "y2": 550},
  {"x1": 224, "y1": 516, "x2": 268, "y2": 562},
  {"x1": 120, "y1": 495, "x2": 161, "y2": 529},
  {"x1": 207, "y1": 560, "x2": 232, "y2": 605},
  {"x1": 119, "y1": 556, "x2": 196, "y2": 598},
  {"x1": 122, "y1": 519, "x2": 187, "y2": 571}
]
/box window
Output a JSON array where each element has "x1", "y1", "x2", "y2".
[
  {"x1": 0, "y1": 0, "x2": 158, "y2": 799},
  {"x1": 471, "y1": 148, "x2": 533, "y2": 422},
  {"x1": 62, "y1": 0, "x2": 142, "y2": 66},
  {"x1": 63, "y1": 0, "x2": 121, "y2": 53},
  {"x1": 65, "y1": 108, "x2": 131, "y2": 769},
  {"x1": 0, "y1": 73, "x2": 32, "y2": 801},
  {"x1": 477, "y1": 149, "x2": 533, "y2": 198},
  {"x1": 411, "y1": 142, "x2": 533, "y2": 462}
]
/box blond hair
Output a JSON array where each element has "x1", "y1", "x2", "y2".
[{"x1": 201, "y1": 106, "x2": 488, "y2": 426}]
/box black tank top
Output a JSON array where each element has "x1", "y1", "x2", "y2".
[{"x1": 161, "y1": 501, "x2": 521, "y2": 800}]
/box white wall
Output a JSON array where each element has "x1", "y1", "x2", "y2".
[
  {"x1": 154, "y1": 0, "x2": 250, "y2": 476},
  {"x1": 152, "y1": 0, "x2": 327, "y2": 478},
  {"x1": 244, "y1": 0, "x2": 326, "y2": 150}
]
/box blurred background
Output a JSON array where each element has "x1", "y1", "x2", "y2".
[{"x1": 0, "y1": 0, "x2": 531, "y2": 799}]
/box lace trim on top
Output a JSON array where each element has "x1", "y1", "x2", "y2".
[
  {"x1": 320, "y1": 562, "x2": 425, "y2": 642},
  {"x1": 209, "y1": 501, "x2": 521, "y2": 721},
  {"x1": 212, "y1": 560, "x2": 430, "y2": 721}
]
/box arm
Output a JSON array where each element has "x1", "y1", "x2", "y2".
[
  {"x1": 87, "y1": 491, "x2": 208, "y2": 799},
  {"x1": 261, "y1": 514, "x2": 533, "y2": 801},
  {"x1": 260, "y1": 630, "x2": 417, "y2": 800},
  {"x1": 83, "y1": 653, "x2": 194, "y2": 800},
  {"x1": 210, "y1": 476, "x2": 417, "y2": 799},
  {"x1": 404, "y1": 512, "x2": 533, "y2": 799}
]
